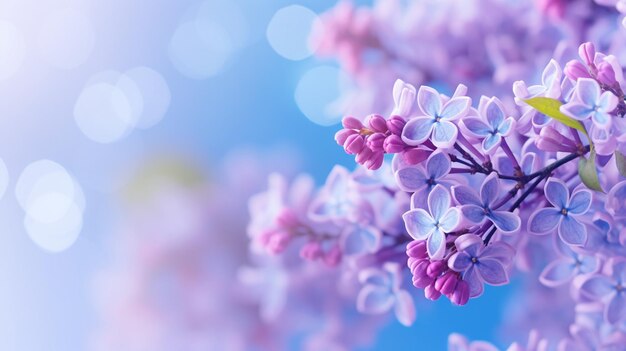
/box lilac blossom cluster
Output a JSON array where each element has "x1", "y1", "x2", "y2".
[
  {"x1": 250, "y1": 40, "x2": 626, "y2": 349},
  {"x1": 310, "y1": 0, "x2": 626, "y2": 118}
]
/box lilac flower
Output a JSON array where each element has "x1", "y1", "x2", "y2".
[
  {"x1": 403, "y1": 185, "x2": 461, "y2": 260},
  {"x1": 452, "y1": 173, "x2": 521, "y2": 234},
  {"x1": 449, "y1": 234, "x2": 514, "y2": 298},
  {"x1": 528, "y1": 179, "x2": 592, "y2": 246},
  {"x1": 401, "y1": 86, "x2": 471, "y2": 148},
  {"x1": 394, "y1": 151, "x2": 451, "y2": 193},
  {"x1": 356, "y1": 263, "x2": 416, "y2": 326},
  {"x1": 391, "y1": 79, "x2": 417, "y2": 118},
  {"x1": 462, "y1": 97, "x2": 516, "y2": 154},
  {"x1": 579, "y1": 259, "x2": 626, "y2": 324},
  {"x1": 560, "y1": 78, "x2": 618, "y2": 130},
  {"x1": 539, "y1": 240, "x2": 599, "y2": 287}
]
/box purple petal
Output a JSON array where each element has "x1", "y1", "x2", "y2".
[
  {"x1": 482, "y1": 134, "x2": 501, "y2": 153},
  {"x1": 598, "y1": 91, "x2": 618, "y2": 112},
  {"x1": 431, "y1": 120, "x2": 458, "y2": 148},
  {"x1": 439, "y1": 207, "x2": 461, "y2": 232},
  {"x1": 358, "y1": 268, "x2": 390, "y2": 287},
  {"x1": 452, "y1": 186, "x2": 482, "y2": 206},
  {"x1": 521, "y1": 153, "x2": 537, "y2": 175},
  {"x1": 579, "y1": 275, "x2": 614, "y2": 300},
  {"x1": 427, "y1": 151, "x2": 451, "y2": 179},
  {"x1": 591, "y1": 111, "x2": 611, "y2": 128},
  {"x1": 463, "y1": 117, "x2": 491, "y2": 137},
  {"x1": 488, "y1": 210, "x2": 521, "y2": 233},
  {"x1": 568, "y1": 190, "x2": 592, "y2": 215},
  {"x1": 578, "y1": 255, "x2": 599, "y2": 275},
  {"x1": 393, "y1": 289, "x2": 416, "y2": 326},
  {"x1": 395, "y1": 167, "x2": 427, "y2": 192},
  {"x1": 427, "y1": 229, "x2": 446, "y2": 260},
  {"x1": 539, "y1": 258, "x2": 576, "y2": 287},
  {"x1": 417, "y1": 85, "x2": 441, "y2": 117},
  {"x1": 486, "y1": 98, "x2": 505, "y2": 129},
  {"x1": 403, "y1": 209, "x2": 435, "y2": 240},
  {"x1": 464, "y1": 266, "x2": 484, "y2": 298},
  {"x1": 440, "y1": 96, "x2": 471, "y2": 120},
  {"x1": 454, "y1": 234, "x2": 483, "y2": 257},
  {"x1": 528, "y1": 208, "x2": 561, "y2": 234},
  {"x1": 558, "y1": 216, "x2": 587, "y2": 246},
  {"x1": 480, "y1": 173, "x2": 499, "y2": 207},
  {"x1": 461, "y1": 204, "x2": 487, "y2": 224},
  {"x1": 498, "y1": 117, "x2": 514, "y2": 136},
  {"x1": 449, "y1": 251, "x2": 473, "y2": 272},
  {"x1": 401, "y1": 116, "x2": 434, "y2": 146},
  {"x1": 476, "y1": 258, "x2": 509, "y2": 285},
  {"x1": 481, "y1": 242, "x2": 515, "y2": 264},
  {"x1": 575, "y1": 78, "x2": 600, "y2": 107},
  {"x1": 544, "y1": 179, "x2": 569, "y2": 209},
  {"x1": 356, "y1": 285, "x2": 394, "y2": 314},
  {"x1": 342, "y1": 224, "x2": 381, "y2": 255},
  {"x1": 606, "y1": 295, "x2": 626, "y2": 324},
  {"x1": 428, "y1": 184, "x2": 451, "y2": 221},
  {"x1": 561, "y1": 102, "x2": 593, "y2": 120}
]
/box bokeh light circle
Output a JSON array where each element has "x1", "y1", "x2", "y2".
[
  {"x1": 0, "y1": 21, "x2": 25, "y2": 80},
  {"x1": 294, "y1": 65, "x2": 345, "y2": 126},
  {"x1": 266, "y1": 5, "x2": 319, "y2": 61},
  {"x1": 124, "y1": 67, "x2": 170, "y2": 129},
  {"x1": 37, "y1": 9, "x2": 95, "y2": 69},
  {"x1": 74, "y1": 82, "x2": 135, "y2": 143},
  {"x1": 16, "y1": 160, "x2": 85, "y2": 252},
  {"x1": 169, "y1": 21, "x2": 233, "y2": 79}
]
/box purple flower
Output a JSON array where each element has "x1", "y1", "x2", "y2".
[
  {"x1": 356, "y1": 262, "x2": 416, "y2": 326},
  {"x1": 528, "y1": 179, "x2": 592, "y2": 246},
  {"x1": 391, "y1": 79, "x2": 417, "y2": 118},
  {"x1": 462, "y1": 97, "x2": 515, "y2": 154},
  {"x1": 579, "y1": 259, "x2": 626, "y2": 324},
  {"x1": 452, "y1": 173, "x2": 521, "y2": 234},
  {"x1": 401, "y1": 85, "x2": 471, "y2": 148},
  {"x1": 403, "y1": 185, "x2": 461, "y2": 260},
  {"x1": 394, "y1": 151, "x2": 451, "y2": 193},
  {"x1": 561, "y1": 78, "x2": 618, "y2": 130},
  {"x1": 539, "y1": 240, "x2": 599, "y2": 287},
  {"x1": 449, "y1": 234, "x2": 514, "y2": 298}
]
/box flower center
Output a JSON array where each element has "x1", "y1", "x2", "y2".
[
  {"x1": 427, "y1": 177, "x2": 436, "y2": 186},
  {"x1": 561, "y1": 208, "x2": 568, "y2": 216},
  {"x1": 617, "y1": 284, "x2": 624, "y2": 292},
  {"x1": 471, "y1": 257, "x2": 478, "y2": 264}
]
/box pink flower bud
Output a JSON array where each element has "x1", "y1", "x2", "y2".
[
  {"x1": 403, "y1": 148, "x2": 430, "y2": 165},
  {"x1": 435, "y1": 271, "x2": 459, "y2": 296},
  {"x1": 342, "y1": 116, "x2": 363, "y2": 130},
  {"x1": 366, "y1": 133, "x2": 386, "y2": 152},
  {"x1": 578, "y1": 42, "x2": 595, "y2": 66},
  {"x1": 406, "y1": 240, "x2": 428, "y2": 259},
  {"x1": 364, "y1": 151, "x2": 384, "y2": 170},
  {"x1": 425, "y1": 283, "x2": 442, "y2": 300},
  {"x1": 355, "y1": 146, "x2": 374, "y2": 164},
  {"x1": 276, "y1": 208, "x2": 299, "y2": 228},
  {"x1": 345, "y1": 134, "x2": 365, "y2": 154},
  {"x1": 426, "y1": 260, "x2": 447, "y2": 278},
  {"x1": 386, "y1": 116, "x2": 406, "y2": 135},
  {"x1": 335, "y1": 129, "x2": 357, "y2": 146},
  {"x1": 411, "y1": 260, "x2": 434, "y2": 288},
  {"x1": 383, "y1": 135, "x2": 407, "y2": 153},
  {"x1": 300, "y1": 241, "x2": 322, "y2": 260},
  {"x1": 597, "y1": 61, "x2": 617, "y2": 86},
  {"x1": 367, "y1": 114, "x2": 388, "y2": 133},
  {"x1": 323, "y1": 245, "x2": 342, "y2": 267},
  {"x1": 451, "y1": 280, "x2": 470, "y2": 305},
  {"x1": 564, "y1": 60, "x2": 591, "y2": 81},
  {"x1": 267, "y1": 231, "x2": 291, "y2": 254}
]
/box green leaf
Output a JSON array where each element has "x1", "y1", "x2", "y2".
[
  {"x1": 578, "y1": 150, "x2": 603, "y2": 192},
  {"x1": 524, "y1": 97, "x2": 587, "y2": 134},
  {"x1": 616, "y1": 150, "x2": 626, "y2": 177}
]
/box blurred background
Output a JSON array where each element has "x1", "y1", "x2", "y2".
[{"x1": 0, "y1": 0, "x2": 515, "y2": 349}]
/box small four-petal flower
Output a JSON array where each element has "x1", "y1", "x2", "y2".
[
  {"x1": 561, "y1": 78, "x2": 618, "y2": 130},
  {"x1": 462, "y1": 98, "x2": 516, "y2": 154}
]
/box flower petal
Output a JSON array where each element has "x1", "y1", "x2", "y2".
[
  {"x1": 427, "y1": 229, "x2": 446, "y2": 260},
  {"x1": 598, "y1": 90, "x2": 618, "y2": 113},
  {"x1": 402, "y1": 116, "x2": 434, "y2": 146},
  {"x1": 498, "y1": 117, "x2": 514, "y2": 136},
  {"x1": 463, "y1": 117, "x2": 491, "y2": 137},
  {"x1": 417, "y1": 85, "x2": 441, "y2": 117},
  {"x1": 575, "y1": 78, "x2": 600, "y2": 107},
  {"x1": 427, "y1": 151, "x2": 451, "y2": 180},
  {"x1": 342, "y1": 224, "x2": 381, "y2": 255},
  {"x1": 482, "y1": 133, "x2": 501, "y2": 153},
  {"x1": 477, "y1": 258, "x2": 509, "y2": 285},
  {"x1": 539, "y1": 258, "x2": 576, "y2": 287},
  {"x1": 544, "y1": 178, "x2": 569, "y2": 209},
  {"x1": 488, "y1": 210, "x2": 521, "y2": 233},
  {"x1": 440, "y1": 96, "x2": 471, "y2": 120},
  {"x1": 428, "y1": 184, "x2": 451, "y2": 221},
  {"x1": 395, "y1": 167, "x2": 427, "y2": 192},
  {"x1": 454, "y1": 234, "x2": 483, "y2": 257},
  {"x1": 452, "y1": 186, "x2": 482, "y2": 206},
  {"x1": 464, "y1": 266, "x2": 484, "y2": 298},
  {"x1": 561, "y1": 103, "x2": 593, "y2": 121},
  {"x1": 431, "y1": 120, "x2": 458, "y2": 148},
  {"x1": 481, "y1": 242, "x2": 515, "y2": 264},
  {"x1": 356, "y1": 285, "x2": 395, "y2": 314},
  {"x1": 393, "y1": 289, "x2": 416, "y2": 326},
  {"x1": 591, "y1": 111, "x2": 612, "y2": 129},
  {"x1": 486, "y1": 98, "x2": 505, "y2": 129},
  {"x1": 568, "y1": 190, "x2": 592, "y2": 215},
  {"x1": 480, "y1": 173, "x2": 500, "y2": 207},
  {"x1": 461, "y1": 204, "x2": 486, "y2": 224},
  {"x1": 440, "y1": 207, "x2": 461, "y2": 232},
  {"x1": 579, "y1": 275, "x2": 614, "y2": 300},
  {"x1": 558, "y1": 216, "x2": 587, "y2": 246},
  {"x1": 403, "y1": 209, "x2": 435, "y2": 240},
  {"x1": 449, "y1": 252, "x2": 473, "y2": 272},
  {"x1": 606, "y1": 295, "x2": 626, "y2": 324},
  {"x1": 528, "y1": 208, "x2": 561, "y2": 234}
]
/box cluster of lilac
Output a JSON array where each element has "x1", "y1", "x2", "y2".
[
  {"x1": 93, "y1": 151, "x2": 384, "y2": 351},
  {"x1": 250, "y1": 40, "x2": 626, "y2": 348},
  {"x1": 310, "y1": 0, "x2": 626, "y2": 119}
]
